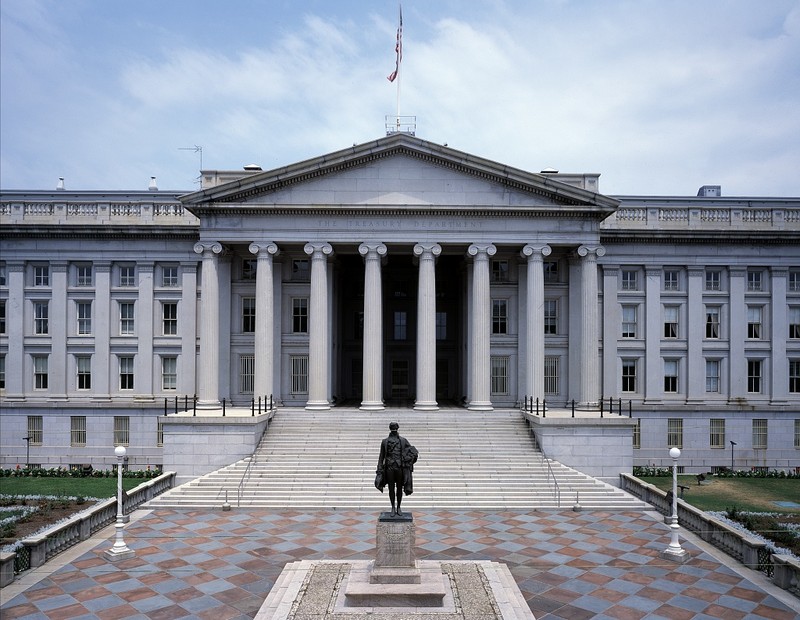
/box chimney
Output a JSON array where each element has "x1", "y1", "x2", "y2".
[
  {"x1": 148, "y1": 176, "x2": 158, "y2": 191},
  {"x1": 56, "y1": 177, "x2": 65, "y2": 191}
]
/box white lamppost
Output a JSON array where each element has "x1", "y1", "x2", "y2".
[
  {"x1": 105, "y1": 445, "x2": 134, "y2": 561},
  {"x1": 661, "y1": 446, "x2": 688, "y2": 563}
]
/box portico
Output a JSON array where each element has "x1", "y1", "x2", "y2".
[{"x1": 181, "y1": 134, "x2": 617, "y2": 411}]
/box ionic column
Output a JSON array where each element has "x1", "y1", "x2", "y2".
[
  {"x1": 304, "y1": 243, "x2": 333, "y2": 410},
  {"x1": 249, "y1": 242, "x2": 279, "y2": 401},
  {"x1": 193, "y1": 242, "x2": 223, "y2": 408},
  {"x1": 521, "y1": 244, "x2": 551, "y2": 402},
  {"x1": 577, "y1": 245, "x2": 605, "y2": 408},
  {"x1": 359, "y1": 242, "x2": 387, "y2": 411},
  {"x1": 414, "y1": 243, "x2": 441, "y2": 411},
  {"x1": 4, "y1": 262, "x2": 25, "y2": 400},
  {"x1": 467, "y1": 243, "x2": 496, "y2": 411}
]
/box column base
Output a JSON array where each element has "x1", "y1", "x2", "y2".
[
  {"x1": 467, "y1": 401, "x2": 493, "y2": 411},
  {"x1": 360, "y1": 402, "x2": 385, "y2": 412},
  {"x1": 414, "y1": 401, "x2": 439, "y2": 411}
]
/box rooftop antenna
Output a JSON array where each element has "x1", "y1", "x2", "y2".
[{"x1": 178, "y1": 145, "x2": 203, "y2": 185}]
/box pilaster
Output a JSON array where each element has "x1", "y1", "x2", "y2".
[
  {"x1": 359, "y1": 242, "x2": 387, "y2": 411},
  {"x1": 194, "y1": 242, "x2": 223, "y2": 408},
  {"x1": 467, "y1": 243, "x2": 496, "y2": 411},
  {"x1": 250, "y1": 242, "x2": 279, "y2": 400},
  {"x1": 521, "y1": 244, "x2": 551, "y2": 401},
  {"x1": 414, "y1": 243, "x2": 441, "y2": 411},
  {"x1": 304, "y1": 243, "x2": 333, "y2": 410}
]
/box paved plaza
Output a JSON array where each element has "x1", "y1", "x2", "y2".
[{"x1": 2, "y1": 508, "x2": 798, "y2": 619}]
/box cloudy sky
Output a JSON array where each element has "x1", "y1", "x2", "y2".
[{"x1": 2, "y1": 0, "x2": 799, "y2": 197}]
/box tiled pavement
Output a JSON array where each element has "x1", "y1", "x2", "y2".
[{"x1": 2, "y1": 508, "x2": 798, "y2": 619}]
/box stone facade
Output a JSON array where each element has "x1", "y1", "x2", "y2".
[{"x1": 1, "y1": 134, "x2": 798, "y2": 473}]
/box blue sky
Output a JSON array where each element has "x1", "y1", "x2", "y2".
[{"x1": 2, "y1": 0, "x2": 799, "y2": 196}]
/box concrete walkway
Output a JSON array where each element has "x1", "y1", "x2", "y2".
[{"x1": 1, "y1": 507, "x2": 798, "y2": 619}]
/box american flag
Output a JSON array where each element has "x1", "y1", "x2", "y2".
[{"x1": 387, "y1": 6, "x2": 403, "y2": 82}]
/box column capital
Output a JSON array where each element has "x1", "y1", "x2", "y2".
[
  {"x1": 413, "y1": 243, "x2": 442, "y2": 258},
  {"x1": 193, "y1": 241, "x2": 223, "y2": 256},
  {"x1": 521, "y1": 244, "x2": 552, "y2": 260},
  {"x1": 249, "y1": 241, "x2": 280, "y2": 258},
  {"x1": 577, "y1": 245, "x2": 605, "y2": 259},
  {"x1": 358, "y1": 242, "x2": 387, "y2": 258},
  {"x1": 467, "y1": 243, "x2": 496, "y2": 259},
  {"x1": 304, "y1": 242, "x2": 334, "y2": 258}
]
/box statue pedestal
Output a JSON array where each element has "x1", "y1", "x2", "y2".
[{"x1": 344, "y1": 512, "x2": 447, "y2": 607}]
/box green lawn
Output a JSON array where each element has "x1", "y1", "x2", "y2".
[
  {"x1": 0, "y1": 476, "x2": 142, "y2": 499},
  {"x1": 641, "y1": 476, "x2": 800, "y2": 513}
]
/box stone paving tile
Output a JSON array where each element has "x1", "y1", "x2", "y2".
[{"x1": 2, "y1": 508, "x2": 798, "y2": 619}]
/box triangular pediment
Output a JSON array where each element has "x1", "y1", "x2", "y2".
[{"x1": 181, "y1": 134, "x2": 618, "y2": 216}]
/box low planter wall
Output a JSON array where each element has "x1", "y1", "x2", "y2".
[
  {"x1": 619, "y1": 473, "x2": 800, "y2": 596},
  {"x1": 0, "y1": 471, "x2": 175, "y2": 588}
]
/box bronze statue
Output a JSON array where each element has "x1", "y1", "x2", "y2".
[{"x1": 376, "y1": 422, "x2": 418, "y2": 516}]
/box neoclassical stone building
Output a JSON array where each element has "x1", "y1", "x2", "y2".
[{"x1": 1, "y1": 133, "x2": 798, "y2": 472}]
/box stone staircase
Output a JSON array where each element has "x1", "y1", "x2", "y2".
[{"x1": 146, "y1": 408, "x2": 647, "y2": 511}]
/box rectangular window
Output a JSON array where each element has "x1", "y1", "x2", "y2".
[
  {"x1": 544, "y1": 261, "x2": 559, "y2": 283},
  {"x1": 436, "y1": 312, "x2": 447, "y2": 340},
  {"x1": 747, "y1": 359, "x2": 762, "y2": 393},
  {"x1": 633, "y1": 418, "x2": 641, "y2": 450},
  {"x1": 667, "y1": 418, "x2": 683, "y2": 448},
  {"x1": 710, "y1": 419, "x2": 725, "y2": 448},
  {"x1": 27, "y1": 415, "x2": 43, "y2": 445},
  {"x1": 239, "y1": 354, "x2": 254, "y2": 393},
  {"x1": 162, "y1": 265, "x2": 178, "y2": 287},
  {"x1": 706, "y1": 360, "x2": 720, "y2": 393},
  {"x1": 161, "y1": 356, "x2": 177, "y2": 391},
  {"x1": 119, "y1": 301, "x2": 135, "y2": 335},
  {"x1": 790, "y1": 360, "x2": 800, "y2": 393},
  {"x1": 119, "y1": 356, "x2": 134, "y2": 390},
  {"x1": 114, "y1": 416, "x2": 130, "y2": 446},
  {"x1": 162, "y1": 302, "x2": 178, "y2": 335},
  {"x1": 544, "y1": 356, "x2": 559, "y2": 395},
  {"x1": 790, "y1": 270, "x2": 800, "y2": 292},
  {"x1": 490, "y1": 356, "x2": 509, "y2": 395},
  {"x1": 0, "y1": 300, "x2": 5, "y2": 334},
  {"x1": 492, "y1": 299, "x2": 508, "y2": 334},
  {"x1": 292, "y1": 259, "x2": 310, "y2": 281},
  {"x1": 394, "y1": 311, "x2": 407, "y2": 340},
  {"x1": 747, "y1": 306, "x2": 762, "y2": 339},
  {"x1": 291, "y1": 355, "x2": 309, "y2": 394},
  {"x1": 752, "y1": 419, "x2": 767, "y2": 450},
  {"x1": 663, "y1": 306, "x2": 678, "y2": 339},
  {"x1": 705, "y1": 269, "x2": 721, "y2": 291},
  {"x1": 621, "y1": 359, "x2": 637, "y2": 392},
  {"x1": 242, "y1": 297, "x2": 256, "y2": 333},
  {"x1": 77, "y1": 301, "x2": 92, "y2": 335},
  {"x1": 70, "y1": 416, "x2": 86, "y2": 447},
  {"x1": 241, "y1": 258, "x2": 257, "y2": 280},
  {"x1": 34, "y1": 301, "x2": 49, "y2": 334},
  {"x1": 789, "y1": 307, "x2": 800, "y2": 339},
  {"x1": 621, "y1": 269, "x2": 638, "y2": 291},
  {"x1": 705, "y1": 306, "x2": 720, "y2": 339},
  {"x1": 621, "y1": 305, "x2": 637, "y2": 338},
  {"x1": 34, "y1": 265, "x2": 49, "y2": 287},
  {"x1": 76, "y1": 264, "x2": 93, "y2": 286},
  {"x1": 664, "y1": 359, "x2": 678, "y2": 393},
  {"x1": 292, "y1": 298, "x2": 308, "y2": 333},
  {"x1": 33, "y1": 355, "x2": 48, "y2": 390},
  {"x1": 76, "y1": 356, "x2": 91, "y2": 390},
  {"x1": 747, "y1": 269, "x2": 763, "y2": 292},
  {"x1": 543, "y1": 300, "x2": 558, "y2": 335},
  {"x1": 663, "y1": 269, "x2": 680, "y2": 291},
  {"x1": 491, "y1": 260, "x2": 509, "y2": 283},
  {"x1": 119, "y1": 265, "x2": 135, "y2": 287}
]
